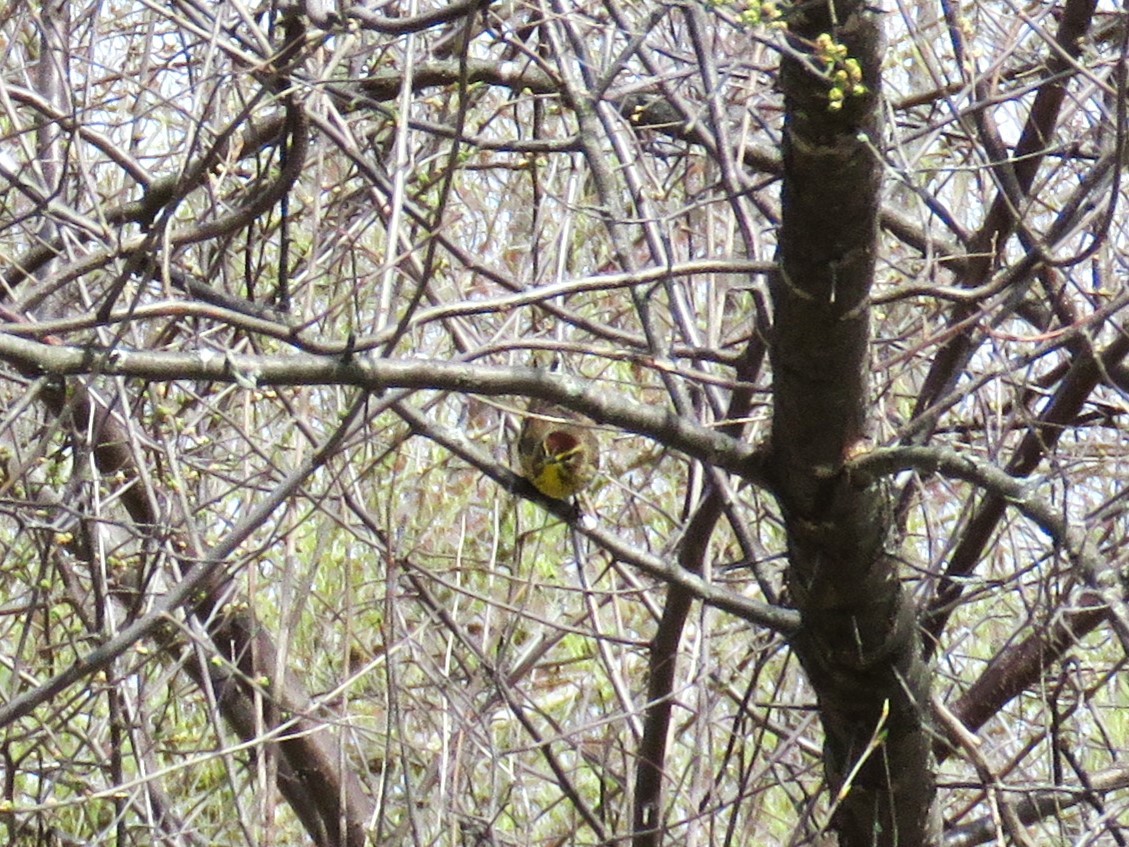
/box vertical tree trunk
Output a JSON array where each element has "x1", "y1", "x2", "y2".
[{"x1": 769, "y1": 2, "x2": 939, "y2": 844}]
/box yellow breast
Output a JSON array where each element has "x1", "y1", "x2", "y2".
[{"x1": 531, "y1": 460, "x2": 580, "y2": 500}]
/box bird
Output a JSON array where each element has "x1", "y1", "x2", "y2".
[{"x1": 517, "y1": 401, "x2": 600, "y2": 500}]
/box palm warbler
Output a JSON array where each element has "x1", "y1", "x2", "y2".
[{"x1": 517, "y1": 402, "x2": 600, "y2": 500}]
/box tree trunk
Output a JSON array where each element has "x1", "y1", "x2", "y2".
[{"x1": 769, "y1": 2, "x2": 939, "y2": 844}]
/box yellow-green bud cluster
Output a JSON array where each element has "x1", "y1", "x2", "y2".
[
  {"x1": 814, "y1": 33, "x2": 868, "y2": 112},
  {"x1": 712, "y1": 0, "x2": 786, "y2": 28}
]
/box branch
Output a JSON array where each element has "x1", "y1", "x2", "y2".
[
  {"x1": 355, "y1": 58, "x2": 558, "y2": 101},
  {"x1": 851, "y1": 445, "x2": 1075, "y2": 551},
  {"x1": 943, "y1": 590, "x2": 1106, "y2": 753},
  {"x1": 944, "y1": 764, "x2": 1129, "y2": 847},
  {"x1": 0, "y1": 339, "x2": 773, "y2": 486},
  {"x1": 344, "y1": 0, "x2": 491, "y2": 35},
  {"x1": 394, "y1": 400, "x2": 795, "y2": 632},
  {"x1": 0, "y1": 397, "x2": 359, "y2": 724},
  {"x1": 850, "y1": 444, "x2": 1129, "y2": 649},
  {"x1": 0, "y1": 375, "x2": 373, "y2": 847}
]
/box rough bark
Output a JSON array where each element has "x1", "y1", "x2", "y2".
[{"x1": 769, "y1": 2, "x2": 938, "y2": 844}]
